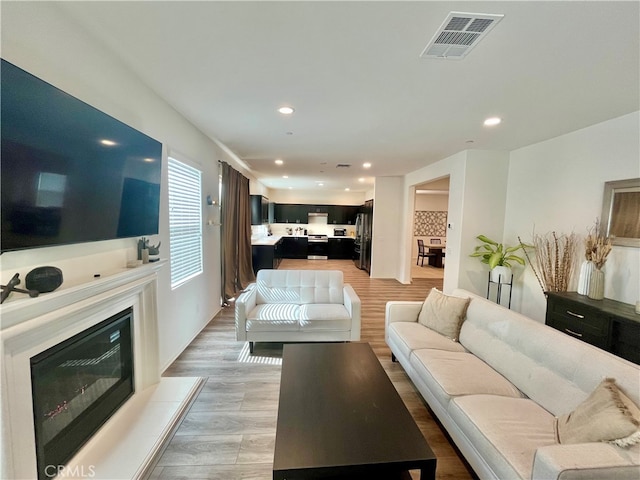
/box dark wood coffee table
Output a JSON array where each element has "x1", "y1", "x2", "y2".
[{"x1": 273, "y1": 343, "x2": 436, "y2": 480}]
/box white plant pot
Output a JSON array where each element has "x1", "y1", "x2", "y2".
[{"x1": 491, "y1": 266, "x2": 512, "y2": 284}]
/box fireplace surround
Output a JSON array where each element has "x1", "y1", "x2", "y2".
[
  {"x1": 31, "y1": 307, "x2": 134, "y2": 479},
  {"x1": 1, "y1": 261, "x2": 202, "y2": 479}
]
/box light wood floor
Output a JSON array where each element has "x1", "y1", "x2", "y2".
[
  {"x1": 151, "y1": 259, "x2": 475, "y2": 480},
  {"x1": 411, "y1": 259, "x2": 445, "y2": 280}
]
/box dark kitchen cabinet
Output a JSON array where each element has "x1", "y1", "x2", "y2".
[
  {"x1": 274, "y1": 204, "x2": 308, "y2": 223},
  {"x1": 328, "y1": 237, "x2": 354, "y2": 259},
  {"x1": 308, "y1": 205, "x2": 329, "y2": 214},
  {"x1": 281, "y1": 236, "x2": 308, "y2": 259},
  {"x1": 272, "y1": 203, "x2": 360, "y2": 225},
  {"x1": 331, "y1": 205, "x2": 360, "y2": 225},
  {"x1": 545, "y1": 292, "x2": 640, "y2": 364},
  {"x1": 252, "y1": 238, "x2": 283, "y2": 274},
  {"x1": 251, "y1": 195, "x2": 269, "y2": 225}
]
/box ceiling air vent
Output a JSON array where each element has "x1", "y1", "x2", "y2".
[{"x1": 420, "y1": 11, "x2": 504, "y2": 60}]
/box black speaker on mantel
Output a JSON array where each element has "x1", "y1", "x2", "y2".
[{"x1": 25, "y1": 266, "x2": 63, "y2": 293}]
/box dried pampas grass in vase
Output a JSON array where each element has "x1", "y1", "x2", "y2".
[
  {"x1": 585, "y1": 220, "x2": 613, "y2": 270},
  {"x1": 519, "y1": 231, "x2": 578, "y2": 293},
  {"x1": 584, "y1": 220, "x2": 612, "y2": 300}
]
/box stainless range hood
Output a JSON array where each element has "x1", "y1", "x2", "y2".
[{"x1": 308, "y1": 212, "x2": 328, "y2": 225}]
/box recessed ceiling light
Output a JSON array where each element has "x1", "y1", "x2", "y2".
[
  {"x1": 288, "y1": 186, "x2": 293, "y2": 189},
  {"x1": 318, "y1": 183, "x2": 324, "y2": 187},
  {"x1": 358, "y1": 178, "x2": 365, "y2": 183},
  {"x1": 100, "y1": 139, "x2": 117, "y2": 146},
  {"x1": 345, "y1": 188, "x2": 350, "y2": 191},
  {"x1": 143, "y1": 158, "x2": 155, "y2": 162},
  {"x1": 275, "y1": 159, "x2": 284, "y2": 165},
  {"x1": 278, "y1": 106, "x2": 295, "y2": 115},
  {"x1": 363, "y1": 162, "x2": 371, "y2": 169},
  {"x1": 283, "y1": 175, "x2": 288, "y2": 179},
  {"x1": 484, "y1": 117, "x2": 501, "y2": 126}
]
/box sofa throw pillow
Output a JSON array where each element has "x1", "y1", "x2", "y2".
[
  {"x1": 417, "y1": 288, "x2": 470, "y2": 342},
  {"x1": 556, "y1": 378, "x2": 640, "y2": 447}
]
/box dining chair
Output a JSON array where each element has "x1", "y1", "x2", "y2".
[{"x1": 417, "y1": 239, "x2": 435, "y2": 266}]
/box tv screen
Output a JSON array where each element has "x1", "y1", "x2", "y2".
[{"x1": 1, "y1": 59, "x2": 162, "y2": 253}]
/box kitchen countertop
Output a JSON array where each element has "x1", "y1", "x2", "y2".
[{"x1": 251, "y1": 235, "x2": 355, "y2": 246}]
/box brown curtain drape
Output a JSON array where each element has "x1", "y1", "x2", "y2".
[{"x1": 220, "y1": 161, "x2": 255, "y2": 302}]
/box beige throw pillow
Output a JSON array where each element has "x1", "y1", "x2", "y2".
[
  {"x1": 556, "y1": 378, "x2": 640, "y2": 447},
  {"x1": 417, "y1": 288, "x2": 470, "y2": 342}
]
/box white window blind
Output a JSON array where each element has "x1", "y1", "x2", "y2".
[{"x1": 168, "y1": 157, "x2": 203, "y2": 288}]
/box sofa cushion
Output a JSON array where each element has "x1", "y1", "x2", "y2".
[
  {"x1": 448, "y1": 395, "x2": 557, "y2": 480},
  {"x1": 246, "y1": 304, "x2": 300, "y2": 332},
  {"x1": 418, "y1": 288, "x2": 470, "y2": 341},
  {"x1": 299, "y1": 304, "x2": 352, "y2": 331},
  {"x1": 299, "y1": 270, "x2": 345, "y2": 304},
  {"x1": 557, "y1": 378, "x2": 640, "y2": 447},
  {"x1": 410, "y1": 349, "x2": 522, "y2": 411},
  {"x1": 255, "y1": 270, "x2": 345, "y2": 305},
  {"x1": 388, "y1": 322, "x2": 467, "y2": 361}
]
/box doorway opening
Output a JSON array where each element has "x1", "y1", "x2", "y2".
[{"x1": 411, "y1": 177, "x2": 449, "y2": 281}]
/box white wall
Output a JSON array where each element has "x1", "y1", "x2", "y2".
[
  {"x1": 370, "y1": 177, "x2": 403, "y2": 278},
  {"x1": 458, "y1": 150, "x2": 510, "y2": 295},
  {"x1": 0, "y1": 2, "x2": 258, "y2": 370},
  {"x1": 504, "y1": 111, "x2": 640, "y2": 321}
]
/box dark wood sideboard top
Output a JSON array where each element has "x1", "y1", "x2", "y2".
[{"x1": 546, "y1": 291, "x2": 639, "y2": 326}]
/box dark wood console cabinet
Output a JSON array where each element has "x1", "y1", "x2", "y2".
[{"x1": 545, "y1": 292, "x2": 640, "y2": 364}]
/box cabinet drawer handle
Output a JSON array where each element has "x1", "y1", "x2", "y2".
[
  {"x1": 565, "y1": 328, "x2": 583, "y2": 338},
  {"x1": 566, "y1": 310, "x2": 585, "y2": 319}
]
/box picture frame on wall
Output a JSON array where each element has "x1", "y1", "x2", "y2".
[{"x1": 601, "y1": 178, "x2": 640, "y2": 247}]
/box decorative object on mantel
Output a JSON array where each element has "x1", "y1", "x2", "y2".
[
  {"x1": 470, "y1": 234, "x2": 531, "y2": 284},
  {"x1": 1, "y1": 273, "x2": 40, "y2": 304},
  {"x1": 584, "y1": 219, "x2": 612, "y2": 300},
  {"x1": 520, "y1": 231, "x2": 577, "y2": 294},
  {"x1": 138, "y1": 237, "x2": 161, "y2": 263},
  {"x1": 25, "y1": 266, "x2": 63, "y2": 293}
]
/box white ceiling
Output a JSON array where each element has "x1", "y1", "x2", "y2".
[{"x1": 58, "y1": 1, "x2": 639, "y2": 193}]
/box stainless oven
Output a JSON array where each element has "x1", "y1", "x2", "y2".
[{"x1": 307, "y1": 235, "x2": 328, "y2": 259}]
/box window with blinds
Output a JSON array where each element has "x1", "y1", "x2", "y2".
[{"x1": 168, "y1": 157, "x2": 203, "y2": 288}]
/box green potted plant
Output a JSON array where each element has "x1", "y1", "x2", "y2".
[{"x1": 470, "y1": 235, "x2": 530, "y2": 283}]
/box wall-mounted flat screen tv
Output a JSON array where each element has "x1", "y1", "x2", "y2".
[{"x1": 1, "y1": 59, "x2": 162, "y2": 253}]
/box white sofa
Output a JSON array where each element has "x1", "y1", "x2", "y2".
[
  {"x1": 385, "y1": 288, "x2": 640, "y2": 480},
  {"x1": 235, "y1": 269, "x2": 361, "y2": 352}
]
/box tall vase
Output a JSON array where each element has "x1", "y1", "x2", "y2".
[
  {"x1": 577, "y1": 260, "x2": 595, "y2": 295},
  {"x1": 587, "y1": 268, "x2": 605, "y2": 300}
]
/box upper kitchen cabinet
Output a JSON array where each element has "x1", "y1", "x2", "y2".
[
  {"x1": 328, "y1": 205, "x2": 360, "y2": 225},
  {"x1": 251, "y1": 195, "x2": 269, "y2": 225},
  {"x1": 273, "y1": 203, "x2": 308, "y2": 223}
]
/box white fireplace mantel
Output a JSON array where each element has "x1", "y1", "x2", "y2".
[{"x1": 1, "y1": 261, "x2": 202, "y2": 480}]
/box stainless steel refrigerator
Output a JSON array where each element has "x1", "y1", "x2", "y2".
[
  {"x1": 353, "y1": 199, "x2": 373, "y2": 273},
  {"x1": 353, "y1": 213, "x2": 365, "y2": 269}
]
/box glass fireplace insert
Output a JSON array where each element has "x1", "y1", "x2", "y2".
[{"x1": 30, "y1": 307, "x2": 134, "y2": 479}]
